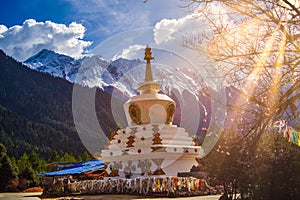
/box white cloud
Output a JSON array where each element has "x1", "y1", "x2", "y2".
[
  {"x1": 112, "y1": 44, "x2": 145, "y2": 60},
  {"x1": 151, "y1": 13, "x2": 211, "y2": 73},
  {"x1": 151, "y1": 5, "x2": 230, "y2": 81},
  {"x1": 0, "y1": 25, "x2": 8, "y2": 38},
  {"x1": 107, "y1": 13, "x2": 211, "y2": 64},
  {"x1": 154, "y1": 13, "x2": 208, "y2": 45},
  {"x1": 153, "y1": 3, "x2": 229, "y2": 48},
  {"x1": 0, "y1": 19, "x2": 92, "y2": 61}
]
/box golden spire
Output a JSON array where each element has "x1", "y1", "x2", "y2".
[
  {"x1": 144, "y1": 45, "x2": 154, "y2": 64},
  {"x1": 138, "y1": 46, "x2": 160, "y2": 94},
  {"x1": 144, "y1": 45, "x2": 154, "y2": 82}
]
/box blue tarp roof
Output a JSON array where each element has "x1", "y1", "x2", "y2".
[{"x1": 39, "y1": 160, "x2": 105, "y2": 176}]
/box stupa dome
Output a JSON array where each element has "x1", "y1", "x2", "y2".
[{"x1": 124, "y1": 46, "x2": 176, "y2": 126}]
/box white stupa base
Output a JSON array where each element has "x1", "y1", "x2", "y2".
[
  {"x1": 97, "y1": 124, "x2": 203, "y2": 178},
  {"x1": 100, "y1": 149, "x2": 201, "y2": 178}
]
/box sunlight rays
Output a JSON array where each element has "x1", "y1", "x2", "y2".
[
  {"x1": 234, "y1": 20, "x2": 285, "y2": 110},
  {"x1": 265, "y1": 25, "x2": 287, "y2": 116},
  {"x1": 220, "y1": 18, "x2": 289, "y2": 134}
]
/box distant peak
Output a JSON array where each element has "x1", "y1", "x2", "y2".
[
  {"x1": 40, "y1": 48, "x2": 55, "y2": 53},
  {"x1": 111, "y1": 57, "x2": 143, "y2": 64},
  {"x1": 24, "y1": 49, "x2": 73, "y2": 63},
  {"x1": 35, "y1": 49, "x2": 58, "y2": 56}
]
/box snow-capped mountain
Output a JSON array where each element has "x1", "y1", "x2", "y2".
[
  {"x1": 24, "y1": 49, "x2": 206, "y2": 97},
  {"x1": 24, "y1": 49, "x2": 144, "y2": 92},
  {"x1": 24, "y1": 49, "x2": 80, "y2": 82},
  {"x1": 23, "y1": 49, "x2": 211, "y2": 138},
  {"x1": 24, "y1": 49, "x2": 113, "y2": 89}
]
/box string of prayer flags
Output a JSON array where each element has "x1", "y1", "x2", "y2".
[{"x1": 274, "y1": 120, "x2": 300, "y2": 146}]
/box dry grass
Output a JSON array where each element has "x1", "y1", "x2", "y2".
[{"x1": 22, "y1": 187, "x2": 44, "y2": 193}]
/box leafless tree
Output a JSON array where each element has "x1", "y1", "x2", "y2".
[
  {"x1": 182, "y1": 0, "x2": 299, "y2": 139},
  {"x1": 181, "y1": 1, "x2": 300, "y2": 196}
]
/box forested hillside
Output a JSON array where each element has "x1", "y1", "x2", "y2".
[{"x1": 0, "y1": 49, "x2": 118, "y2": 160}]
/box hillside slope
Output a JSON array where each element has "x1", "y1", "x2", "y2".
[{"x1": 0, "y1": 50, "x2": 118, "y2": 159}]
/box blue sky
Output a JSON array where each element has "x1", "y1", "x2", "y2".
[
  {"x1": 0, "y1": 0, "x2": 74, "y2": 27},
  {"x1": 0, "y1": 0, "x2": 193, "y2": 61}
]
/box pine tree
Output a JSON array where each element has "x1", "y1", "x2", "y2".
[
  {"x1": 61, "y1": 152, "x2": 77, "y2": 162},
  {"x1": 29, "y1": 151, "x2": 39, "y2": 169},
  {"x1": 17, "y1": 153, "x2": 30, "y2": 173},
  {"x1": 0, "y1": 143, "x2": 18, "y2": 191},
  {"x1": 19, "y1": 167, "x2": 37, "y2": 189},
  {"x1": 49, "y1": 150, "x2": 60, "y2": 162},
  {"x1": 81, "y1": 151, "x2": 92, "y2": 161}
]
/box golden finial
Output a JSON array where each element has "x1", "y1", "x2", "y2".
[{"x1": 144, "y1": 45, "x2": 154, "y2": 64}]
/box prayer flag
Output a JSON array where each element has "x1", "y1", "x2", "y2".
[
  {"x1": 298, "y1": 132, "x2": 300, "y2": 147},
  {"x1": 292, "y1": 128, "x2": 299, "y2": 145}
]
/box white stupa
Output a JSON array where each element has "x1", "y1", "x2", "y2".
[{"x1": 97, "y1": 46, "x2": 203, "y2": 178}]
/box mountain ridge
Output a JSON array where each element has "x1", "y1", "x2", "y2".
[
  {"x1": 0, "y1": 49, "x2": 118, "y2": 159},
  {"x1": 23, "y1": 49, "x2": 214, "y2": 139},
  {"x1": 23, "y1": 49, "x2": 206, "y2": 97}
]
